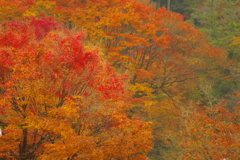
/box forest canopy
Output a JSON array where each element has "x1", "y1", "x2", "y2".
[{"x1": 0, "y1": 0, "x2": 239, "y2": 159}]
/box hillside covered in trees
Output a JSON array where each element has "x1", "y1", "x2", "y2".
[{"x1": 0, "y1": 0, "x2": 239, "y2": 159}]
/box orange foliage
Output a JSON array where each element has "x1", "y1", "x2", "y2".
[
  {"x1": 176, "y1": 100, "x2": 240, "y2": 160},
  {"x1": 0, "y1": 0, "x2": 234, "y2": 159},
  {"x1": 0, "y1": 17, "x2": 152, "y2": 159}
]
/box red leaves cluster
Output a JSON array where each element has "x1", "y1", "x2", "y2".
[
  {"x1": 98, "y1": 75, "x2": 125, "y2": 99},
  {"x1": 0, "y1": 22, "x2": 29, "y2": 49},
  {"x1": 30, "y1": 15, "x2": 58, "y2": 40}
]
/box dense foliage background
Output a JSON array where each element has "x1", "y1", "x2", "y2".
[{"x1": 0, "y1": 0, "x2": 239, "y2": 159}]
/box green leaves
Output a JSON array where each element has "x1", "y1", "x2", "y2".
[{"x1": 189, "y1": 0, "x2": 240, "y2": 57}]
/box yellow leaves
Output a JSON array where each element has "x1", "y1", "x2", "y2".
[
  {"x1": 25, "y1": 114, "x2": 74, "y2": 137},
  {"x1": 84, "y1": 43, "x2": 104, "y2": 56},
  {"x1": 144, "y1": 100, "x2": 157, "y2": 107},
  {"x1": 22, "y1": 10, "x2": 37, "y2": 17},
  {"x1": 205, "y1": 123, "x2": 212, "y2": 127},
  {"x1": 39, "y1": 133, "x2": 97, "y2": 159},
  {"x1": 124, "y1": 2, "x2": 134, "y2": 9},
  {"x1": 230, "y1": 36, "x2": 240, "y2": 48},
  {"x1": 144, "y1": 121, "x2": 153, "y2": 128},
  {"x1": 98, "y1": 117, "x2": 152, "y2": 159},
  {"x1": 128, "y1": 83, "x2": 153, "y2": 96},
  {"x1": 48, "y1": 98, "x2": 79, "y2": 120},
  {"x1": 23, "y1": 0, "x2": 56, "y2": 17}
]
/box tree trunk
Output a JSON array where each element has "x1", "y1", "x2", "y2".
[
  {"x1": 20, "y1": 129, "x2": 28, "y2": 160},
  {"x1": 167, "y1": 0, "x2": 171, "y2": 11}
]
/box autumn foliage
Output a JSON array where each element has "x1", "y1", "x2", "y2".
[
  {"x1": 0, "y1": 17, "x2": 152, "y2": 159},
  {"x1": 176, "y1": 100, "x2": 240, "y2": 160},
  {"x1": 0, "y1": 0, "x2": 239, "y2": 159}
]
